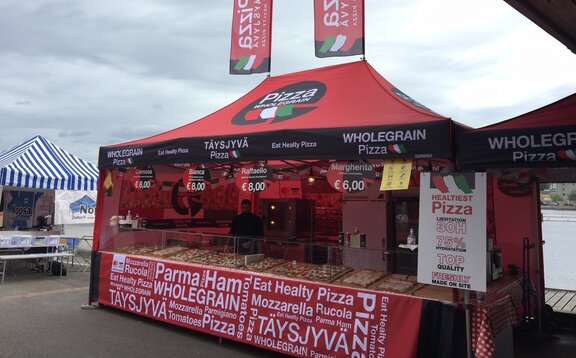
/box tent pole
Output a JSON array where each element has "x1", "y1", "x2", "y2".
[
  {"x1": 532, "y1": 182, "x2": 543, "y2": 337},
  {"x1": 362, "y1": 0, "x2": 366, "y2": 60}
]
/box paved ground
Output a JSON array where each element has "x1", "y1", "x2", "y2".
[
  {"x1": 514, "y1": 314, "x2": 576, "y2": 358},
  {"x1": 1, "y1": 263, "x2": 575, "y2": 358},
  {"x1": 0, "y1": 266, "x2": 284, "y2": 358}
]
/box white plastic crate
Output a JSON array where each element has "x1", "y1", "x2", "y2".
[
  {"x1": 10, "y1": 236, "x2": 23, "y2": 247},
  {"x1": 19, "y1": 235, "x2": 33, "y2": 247},
  {"x1": 0, "y1": 237, "x2": 11, "y2": 248},
  {"x1": 44, "y1": 235, "x2": 60, "y2": 246}
]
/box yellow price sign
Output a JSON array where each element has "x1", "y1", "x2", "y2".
[{"x1": 380, "y1": 159, "x2": 412, "y2": 191}]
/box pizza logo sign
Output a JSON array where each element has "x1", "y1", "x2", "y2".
[{"x1": 232, "y1": 81, "x2": 327, "y2": 126}]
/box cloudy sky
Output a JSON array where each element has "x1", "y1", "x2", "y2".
[{"x1": 1, "y1": 0, "x2": 575, "y2": 164}]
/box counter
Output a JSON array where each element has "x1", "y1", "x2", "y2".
[{"x1": 97, "y1": 251, "x2": 424, "y2": 357}]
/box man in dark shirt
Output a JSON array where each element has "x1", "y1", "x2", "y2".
[
  {"x1": 29, "y1": 216, "x2": 54, "y2": 271},
  {"x1": 32, "y1": 216, "x2": 52, "y2": 230},
  {"x1": 229, "y1": 199, "x2": 263, "y2": 254}
]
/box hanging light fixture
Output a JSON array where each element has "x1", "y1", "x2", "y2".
[{"x1": 307, "y1": 166, "x2": 315, "y2": 185}]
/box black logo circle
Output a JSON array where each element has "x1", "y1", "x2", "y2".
[{"x1": 232, "y1": 81, "x2": 327, "y2": 125}]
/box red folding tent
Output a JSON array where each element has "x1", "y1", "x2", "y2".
[
  {"x1": 99, "y1": 61, "x2": 465, "y2": 168},
  {"x1": 458, "y1": 93, "x2": 576, "y2": 170}
]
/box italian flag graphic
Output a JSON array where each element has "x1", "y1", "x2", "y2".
[
  {"x1": 387, "y1": 144, "x2": 407, "y2": 154},
  {"x1": 432, "y1": 175, "x2": 450, "y2": 193},
  {"x1": 245, "y1": 104, "x2": 295, "y2": 121},
  {"x1": 557, "y1": 149, "x2": 576, "y2": 160},
  {"x1": 229, "y1": 150, "x2": 241, "y2": 159},
  {"x1": 453, "y1": 175, "x2": 473, "y2": 194},
  {"x1": 234, "y1": 55, "x2": 257, "y2": 71},
  {"x1": 319, "y1": 34, "x2": 348, "y2": 53},
  {"x1": 432, "y1": 175, "x2": 473, "y2": 194}
]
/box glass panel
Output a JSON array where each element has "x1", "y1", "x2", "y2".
[
  {"x1": 388, "y1": 198, "x2": 419, "y2": 276},
  {"x1": 101, "y1": 228, "x2": 429, "y2": 293}
]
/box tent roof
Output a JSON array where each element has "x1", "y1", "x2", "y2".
[
  {"x1": 0, "y1": 135, "x2": 99, "y2": 190},
  {"x1": 115, "y1": 61, "x2": 448, "y2": 146},
  {"x1": 458, "y1": 93, "x2": 576, "y2": 170},
  {"x1": 475, "y1": 93, "x2": 576, "y2": 131},
  {"x1": 100, "y1": 61, "x2": 462, "y2": 168},
  {"x1": 504, "y1": 0, "x2": 576, "y2": 55}
]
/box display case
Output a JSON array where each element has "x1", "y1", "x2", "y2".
[
  {"x1": 96, "y1": 203, "x2": 469, "y2": 358},
  {"x1": 309, "y1": 207, "x2": 342, "y2": 264},
  {"x1": 96, "y1": 226, "x2": 441, "y2": 358},
  {"x1": 313, "y1": 207, "x2": 341, "y2": 243},
  {"x1": 258, "y1": 199, "x2": 314, "y2": 238},
  {"x1": 101, "y1": 227, "x2": 432, "y2": 293}
]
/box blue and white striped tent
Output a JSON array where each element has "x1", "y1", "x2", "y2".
[{"x1": 0, "y1": 135, "x2": 98, "y2": 191}]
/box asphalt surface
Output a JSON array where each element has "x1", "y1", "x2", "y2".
[
  {"x1": 0, "y1": 265, "x2": 284, "y2": 358},
  {"x1": 514, "y1": 315, "x2": 576, "y2": 358},
  {"x1": 1, "y1": 263, "x2": 575, "y2": 358}
]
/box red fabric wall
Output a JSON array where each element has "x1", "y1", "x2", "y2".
[{"x1": 492, "y1": 178, "x2": 538, "y2": 282}]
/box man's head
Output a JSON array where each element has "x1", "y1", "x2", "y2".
[{"x1": 241, "y1": 199, "x2": 252, "y2": 214}]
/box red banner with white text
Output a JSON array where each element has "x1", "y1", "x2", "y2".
[
  {"x1": 230, "y1": 0, "x2": 273, "y2": 74},
  {"x1": 314, "y1": 0, "x2": 364, "y2": 57},
  {"x1": 99, "y1": 252, "x2": 422, "y2": 357}
]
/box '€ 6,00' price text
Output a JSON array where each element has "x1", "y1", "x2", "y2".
[{"x1": 334, "y1": 179, "x2": 365, "y2": 192}]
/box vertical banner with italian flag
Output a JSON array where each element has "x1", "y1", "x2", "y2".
[
  {"x1": 314, "y1": 0, "x2": 365, "y2": 58},
  {"x1": 417, "y1": 172, "x2": 487, "y2": 292},
  {"x1": 230, "y1": 0, "x2": 273, "y2": 74}
]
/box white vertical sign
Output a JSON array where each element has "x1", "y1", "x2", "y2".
[{"x1": 417, "y1": 172, "x2": 487, "y2": 292}]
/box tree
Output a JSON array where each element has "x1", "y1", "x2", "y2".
[
  {"x1": 568, "y1": 190, "x2": 576, "y2": 202},
  {"x1": 550, "y1": 193, "x2": 563, "y2": 202},
  {"x1": 540, "y1": 183, "x2": 551, "y2": 191}
]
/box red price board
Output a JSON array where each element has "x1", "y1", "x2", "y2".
[
  {"x1": 327, "y1": 161, "x2": 375, "y2": 193},
  {"x1": 183, "y1": 165, "x2": 211, "y2": 193},
  {"x1": 132, "y1": 166, "x2": 156, "y2": 191},
  {"x1": 236, "y1": 163, "x2": 273, "y2": 193}
]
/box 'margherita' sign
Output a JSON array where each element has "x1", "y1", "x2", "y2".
[{"x1": 417, "y1": 172, "x2": 487, "y2": 292}]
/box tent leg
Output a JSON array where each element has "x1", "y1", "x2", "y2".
[
  {"x1": 464, "y1": 290, "x2": 473, "y2": 358},
  {"x1": 532, "y1": 183, "x2": 543, "y2": 337}
]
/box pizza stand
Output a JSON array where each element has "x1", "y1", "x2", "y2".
[
  {"x1": 458, "y1": 93, "x2": 576, "y2": 340},
  {"x1": 89, "y1": 61, "x2": 491, "y2": 357}
]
